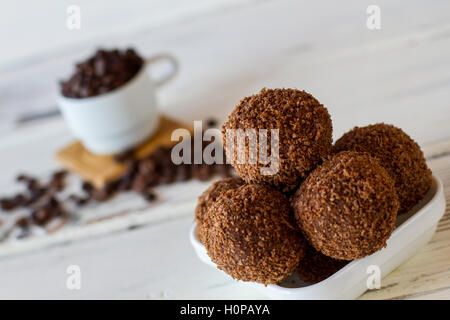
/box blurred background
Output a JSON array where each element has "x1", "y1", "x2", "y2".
[{"x1": 0, "y1": 0, "x2": 449, "y2": 299}]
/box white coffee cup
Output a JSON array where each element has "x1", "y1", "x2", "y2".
[{"x1": 57, "y1": 54, "x2": 178, "y2": 155}]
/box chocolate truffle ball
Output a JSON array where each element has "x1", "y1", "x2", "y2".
[
  {"x1": 296, "y1": 242, "x2": 348, "y2": 284},
  {"x1": 195, "y1": 177, "x2": 244, "y2": 243},
  {"x1": 223, "y1": 88, "x2": 332, "y2": 193},
  {"x1": 291, "y1": 151, "x2": 399, "y2": 260},
  {"x1": 203, "y1": 184, "x2": 305, "y2": 285},
  {"x1": 333, "y1": 123, "x2": 432, "y2": 214}
]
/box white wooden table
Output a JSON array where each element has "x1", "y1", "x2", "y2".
[{"x1": 0, "y1": 0, "x2": 449, "y2": 299}]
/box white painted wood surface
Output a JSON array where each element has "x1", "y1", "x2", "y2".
[{"x1": 0, "y1": 0, "x2": 449, "y2": 299}]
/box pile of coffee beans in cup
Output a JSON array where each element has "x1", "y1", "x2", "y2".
[
  {"x1": 60, "y1": 48, "x2": 144, "y2": 98},
  {"x1": 1, "y1": 124, "x2": 233, "y2": 231}
]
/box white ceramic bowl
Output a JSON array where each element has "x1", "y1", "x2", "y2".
[
  {"x1": 57, "y1": 54, "x2": 178, "y2": 154},
  {"x1": 190, "y1": 175, "x2": 445, "y2": 299}
]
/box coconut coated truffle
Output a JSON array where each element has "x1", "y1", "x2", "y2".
[
  {"x1": 296, "y1": 243, "x2": 348, "y2": 284},
  {"x1": 195, "y1": 177, "x2": 244, "y2": 243},
  {"x1": 333, "y1": 123, "x2": 432, "y2": 214},
  {"x1": 291, "y1": 151, "x2": 399, "y2": 260},
  {"x1": 203, "y1": 184, "x2": 305, "y2": 285},
  {"x1": 222, "y1": 88, "x2": 332, "y2": 193}
]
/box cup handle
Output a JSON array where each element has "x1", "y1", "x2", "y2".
[{"x1": 145, "y1": 54, "x2": 178, "y2": 88}]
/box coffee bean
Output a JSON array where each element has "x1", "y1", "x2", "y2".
[
  {"x1": 143, "y1": 189, "x2": 157, "y2": 202},
  {"x1": 16, "y1": 174, "x2": 30, "y2": 182},
  {"x1": 106, "y1": 179, "x2": 121, "y2": 192},
  {"x1": 13, "y1": 194, "x2": 27, "y2": 207},
  {"x1": 32, "y1": 207, "x2": 52, "y2": 225},
  {"x1": 82, "y1": 181, "x2": 94, "y2": 193},
  {"x1": 114, "y1": 149, "x2": 135, "y2": 163},
  {"x1": 90, "y1": 188, "x2": 111, "y2": 202},
  {"x1": 116, "y1": 174, "x2": 133, "y2": 191},
  {"x1": 16, "y1": 173, "x2": 35, "y2": 185},
  {"x1": 192, "y1": 164, "x2": 212, "y2": 181},
  {"x1": 126, "y1": 158, "x2": 139, "y2": 171},
  {"x1": 206, "y1": 118, "x2": 218, "y2": 128},
  {"x1": 68, "y1": 194, "x2": 89, "y2": 206},
  {"x1": 47, "y1": 196, "x2": 60, "y2": 209},
  {"x1": 198, "y1": 167, "x2": 212, "y2": 181},
  {"x1": 16, "y1": 217, "x2": 30, "y2": 228},
  {"x1": 1, "y1": 133, "x2": 230, "y2": 232},
  {"x1": 146, "y1": 173, "x2": 160, "y2": 187},
  {"x1": 60, "y1": 48, "x2": 144, "y2": 99},
  {"x1": 26, "y1": 179, "x2": 41, "y2": 192},
  {"x1": 78, "y1": 197, "x2": 89, "y2": 206},
  {"x1": 138, "y1": 159, "x2": 156, "y2": 175},
  {"x1": 151, "y1": 147, "x2": 170, "y2": 163},
  {"x1": 175, "y1": 164, "x2": 192, "y2": 182},
  {"x1": 159, "y1": 166, "x2": 175, "y2": 184},
  {"x1": 94, "y1": 58, "x2": 106, "y2": 76},
  {"x1": 52, "y1": 170, "x2": 68, "y2": 180},
  {"x1": 27, "y1": 187, "x2": 46, "y2": 205},
  {"x1": 131, "y1": 174, "x2": 148, "y2": 193},
  {"x1": 50, "y1": 171, "x2": 68, "y2": 192},
  {"x1": 215, "y1": 164, "x2": 232, "y2": 177}
]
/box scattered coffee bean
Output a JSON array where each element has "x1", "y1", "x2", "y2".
[
  {"x1": 90, "y1": 188, "x2": 111, "y2": 202},
  {"x1": 131, "y1": 174, "x2": 148, "y2": 193},
  {"x1": 30, "y1": 196, "x2": 65, "y2": 226},
  {"x1": 50, "y1": 170, "x2": 68, "y2": 191},
  {"x1": 82, "y1": 181, "x2": 94, "y2": 193},
  {"x1": 215, "y1": 163, "x2": 232, "y2": 178},
  {"x1": 126, "y1": 160, "x2": 139, "y2": 177},
  {"x1": 117, "y1": 174, "x2": 133, "y2": 191},
  {"x1": 52, "y1": 170, "x2": 68, "y2": 180},
  {"x1": 138, "y1": 159, "x2": 156, "y2": 175},
  {"x1": 206, "y1": 118, "x2": 218, "y2": 128},
  {"x1": 193, "y1": 164, "x2": 211, "y2": 182},
  {"x1": 68, "y1": 195, "x2": 89, "y2": 206},
  {"x1": 26, "y1": 178, "x2": 41, "y2": 193},
  {"x1": 12, "y1": 194, "x2": 27, "y2": 207},
  {"x1": 145, "y1": 173, "x2": 160, "y2": 187},
  {"x1": 27, "y1": 187, "x2": 46, "y2": 205},
  {"x1": 32, "y1": 207, "x2": 52, "y2": 226},
  {"x1": 16, "y1": 174, "x2": 29, "y2": 182},
  {"x1": 104, "y1": 179, "x2": 120, "y2": 193},
  {"x1": 175, "y1": 164, "x2": 192, "y2": 182}
]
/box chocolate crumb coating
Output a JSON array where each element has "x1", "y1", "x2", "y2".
[
  {"x1": 195, "y1": 177, "x2": 244, "y2": 243},
  {"x1": 333, "y1": 123, "x2": 432, "y2": 214},
  {"x1": 291, "y1": 151, "x2": 399, "y2": 260},
  {"x1": 297, "y1": 242, "x2": 348, "y2": 284},
  {"x1": 203, "y1": 184, "x2": 305, "y2": 285},
  {"x1": 223, "y1": 88, "x2": 332, "y2": 193}
]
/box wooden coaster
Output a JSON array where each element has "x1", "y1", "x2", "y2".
[{"x1": 55, "y1": 115, "x2": 193, "y2": 188}]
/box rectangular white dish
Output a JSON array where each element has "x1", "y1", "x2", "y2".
[{"x1": 190, "y1": 175, "x2": 446, "y2": 299}]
